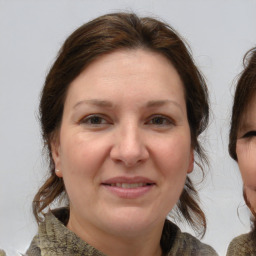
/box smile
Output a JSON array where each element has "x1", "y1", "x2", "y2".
[
  {"x1": 109, "y1": 183, "x2": 148, "y2": 188},
  {"x1": 101, "y1": 177, "x2": 155, "y2": 199}
]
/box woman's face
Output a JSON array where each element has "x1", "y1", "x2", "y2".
[
  {"x1": 236, "y1": 93, "x2": 256, "y2": 214},
  {"x1": 52, "y1": 49, "x2": 193, "y2": 239}
]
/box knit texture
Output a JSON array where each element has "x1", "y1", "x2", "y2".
[
  {"x1": 226, "y1": 233, "x2": 256, "y2": 256},
  {"x1": 0, "y1": 249, "x2": 6, "y2": 256},
  {"x1": 26, "y1": 208, "x2": 217, "y2": 256}
]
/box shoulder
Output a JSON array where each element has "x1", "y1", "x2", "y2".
[
  {"x1": 0, "y1": 249, "x2": 6, "y2": 256},
  {"x1": 25, "y1": 208, "x2": 68, "y2": 256},
  {"x1": 25, "y1": 234, "x2": 41, "y2": 256},
  {"x1": 173, "y1": 230, "x2": 218, "y2": 256},
  {"x1": 163, "y1": 220, "x2": 218, "y2": 256},
  {"x1": 227, "y1": 232, "x2": 256, "y2": 256},
  {"x1": 25, "y1": 208, "x2": 105, "y2": 256}
]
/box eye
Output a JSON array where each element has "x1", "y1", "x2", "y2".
[
  {"x1": 80, "y1": 114, "x2": 110, "y2": 126},
  {"x1": 146, "y1": 115, "x2": 174, "y2": 126},
  {"x1": 242, "y1": 131, "x2": 256, "y2": 138}
]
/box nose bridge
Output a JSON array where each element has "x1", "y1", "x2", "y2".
[
  {"x1": 123, "y1": 121, "x2": 141, "y2": 150},
  {"x1": 111, "y1": 118, "x2": 148, "y2": 166}
]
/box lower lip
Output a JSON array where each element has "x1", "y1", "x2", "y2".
[{"x1": 102, "y1": 185, "x2": 154, "y2": 199}]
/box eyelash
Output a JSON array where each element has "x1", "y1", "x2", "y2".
[
  {"x1": 79, "y1": 114, "x2": 174, "y2": 127},
  {"x1": 242, "y1": 131, "x2": 256, "y2": 138},
  {"x1": 79, "y1": 114, "x2": 111, "y2": 126},
  {"x1": 146, "y1": 115, "x2": 174, "y2": 126}
]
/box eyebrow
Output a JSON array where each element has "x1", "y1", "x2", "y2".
[
  {"x1": 146, "y1": 100, "x2": 182, "y2": 110},
  {"x1": 73, "y1": 99, "x2": 183, "y2": 112},
  {"x1": 239, "y1": 122, "x2": 256, "y2": 133},
  {"x1": 73, "y1": 99, "x2": 113, "y2": 109}
]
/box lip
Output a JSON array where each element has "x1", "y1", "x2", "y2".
[{"x1": 101, "y1": 176, "x2": 156, "y2": 199}]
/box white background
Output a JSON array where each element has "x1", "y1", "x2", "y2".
[{"x1": 0, "y1": 1, "x2": 256, "y2": 255}]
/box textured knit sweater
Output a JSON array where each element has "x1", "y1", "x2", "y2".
[
  {"x1": 26, "y1": 208, "x2": 217, "y2": 256},
  {"x1": 0, "y1": 249, "x2": 6, "y2": 256},
  {"x1": 226, "y1": 232, "x2": 256, "y2": 256}
]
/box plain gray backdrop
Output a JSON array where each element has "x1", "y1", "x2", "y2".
[{"x1": 1, "y1": 0, "x2": 256, "y2": 255}]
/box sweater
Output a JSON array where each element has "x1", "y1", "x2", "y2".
[
  {"x1": 0, "y1": 250, "x2": 6, "y2": 256},
  {"x1": 226, "y1": 232, "x2": 256, "y2": 256},
  {"x1": 26, "y1": 208, "x2": 217, "y2": 256}
]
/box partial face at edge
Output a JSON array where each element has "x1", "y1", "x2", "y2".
[
  {"x1": 51, "y1": 49, "x2": 194, "y2": 238},
  {"x1": 236, "y1": 92, "x2": 256, "y2": 214}
]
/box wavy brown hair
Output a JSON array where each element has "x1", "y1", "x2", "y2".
[
  {"x1": 229, "y1": 47, "x2": 256, "y2": 238},
  {"x1": 33, "y1": 12, "x2": 209, "y2": 237},
  {"x1": 229, "y1": 47, "x2": 256, "y2": 159}
]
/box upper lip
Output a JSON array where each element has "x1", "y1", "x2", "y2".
[{"x1": 101, "y1": 176, "x2": 155, "y2": 185}]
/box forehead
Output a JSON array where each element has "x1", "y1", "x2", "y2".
[
  {"x1": 84, "y1": 49, "x2": 179, "y2": 79},
  {"x1": 239, "y1": 92, "x2": 256, "y2": 131},
  {"x1": 65, "y1": 49, "x2": 186, "y2": 106}
]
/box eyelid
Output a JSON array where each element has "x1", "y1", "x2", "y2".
[
  {"x1": 79, "y1": 114, "x2": 112, "y2": 125},
  {"x1": 242, "y1": 130, "x2": 256, "y2": 138},
  {"x1": 145, "y1": 114, "x2": 175, "y2": 125}
]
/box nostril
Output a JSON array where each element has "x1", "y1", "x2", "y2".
[{"x1": 109, "y1": 133, "x2": 149, "y2": 167}]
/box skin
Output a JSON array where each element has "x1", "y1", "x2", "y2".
[
  {"x1": 51, "y1": 49, "x2": 194, "y2": 256},
  {"x1": 236, "y1": 93, "x2": 256, "y2": 214}
]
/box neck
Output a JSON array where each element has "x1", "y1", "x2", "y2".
[{"x1": 67, "y1": 215, "x2": 165, "y2": 256}]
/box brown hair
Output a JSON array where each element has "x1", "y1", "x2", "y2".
[
  {"x1": 229, "y1": 47, "x2": 256, "y2": 160},
  {"x1": 33, "y1": 12, "x2": 209, "y2": 237},
  {"x1": 229, "y1": 47, "x2": 256, "y2": 238}
]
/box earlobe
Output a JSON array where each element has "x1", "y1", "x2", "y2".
[
  {"x1": 55, "y1": 169, "x2": 62, "y2": 177},
  {"x1": 187, "y1": 150, "x2": 194, "y2": 174},
  {"x1": 51, "y1": 139, "x2": 63, "y2": 177}
]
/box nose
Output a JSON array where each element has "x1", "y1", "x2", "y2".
[{"x1": 110, "y1": 122, "x2": 149, "y2": 167}]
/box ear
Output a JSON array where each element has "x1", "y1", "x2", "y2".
[
  {"x1": 187, "y1": 149, "x2": 194, "y2": 174},
  {"x1": 51, "y1": 138, "x2": 63, "y2": 178}
]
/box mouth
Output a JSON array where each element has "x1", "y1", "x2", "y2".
[
  {"x1": 101, "y1": 177, "x2": 155, "y2": 199},
  {"x1": 105, "y1": 183, "x2": 153, "y2": 188}
]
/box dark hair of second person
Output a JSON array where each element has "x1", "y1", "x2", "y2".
[{"x1": 228, "y1": 48, "x2": 256, "y2": 255}]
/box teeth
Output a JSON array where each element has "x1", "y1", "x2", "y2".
[{"x1": 110, "y1": 183, "x2": 146, "y2": 188}]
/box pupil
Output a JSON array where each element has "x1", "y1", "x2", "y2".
[
  {"x1": 154, "y1": 117, "x2": 162, "y2": 124},
  {"x1": 92, "y1": 116, "x2": 101, "y2": 123}
]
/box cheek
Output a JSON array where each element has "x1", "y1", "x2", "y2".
[
  {"x1": 152, "y1": 133, "x2": 192, "y2": 175},
  {"x1": 237, "y1": 143, "x2": 256, "y2": 187},
  {"x1": 59, "y1": 133, "x2": 108, "y2": 178},
  {"x1": 58, "y1": 135, "x2": 108, "y2": 204}
]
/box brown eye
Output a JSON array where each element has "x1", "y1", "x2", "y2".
[
  {"x1": 147, "y1": 115, "x2": 174, "y2": 126},
  {"x1": 80, "y1": 115, "x2": 109, "y2": 125}
]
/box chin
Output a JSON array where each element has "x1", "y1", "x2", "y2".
[{"x1": 101, "y1": 207, "x2": 162, "y2": 235}]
